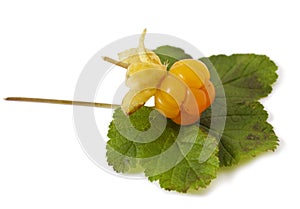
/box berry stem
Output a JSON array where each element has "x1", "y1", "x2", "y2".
[
  {"x1": 4, "y1": 97, "x2": 120, "y2": 109},
  {"x1": 102, "y1": 56, "x2": 129, "y2": 69}
]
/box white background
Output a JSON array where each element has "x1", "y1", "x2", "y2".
[{"x1": 1, "y1": 0, "x2": 299, "y2": 208}]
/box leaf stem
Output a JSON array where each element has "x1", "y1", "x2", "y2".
[{"x1": 4, "y1": 97, "x2": 120, "y2": 109}]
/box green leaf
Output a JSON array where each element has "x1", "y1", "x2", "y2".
[
  {"x1": 200, "y1": 54, "x2": 279, "y2": 166},
  {"x1": 201, "y1": 54, "x2": 278, "y2": 102},
  {"x1": 106, "y1": 107, "x2": 219, "y2": 192},
  {"x1": 153, "y1": 45, "x2": 192, "y2": 70},
  {"x1": 106, "y1": 47, "x2": 279, "y2": 192},
  {"x1": 200, "y1": 101, "x2": 278, "y2": 166},
  {"x1": 106, "y1": 107, "x2": 173, "y2": 173},
  {"x1": 148, "y1": 132, "x2": 219, "y2": 192}
]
